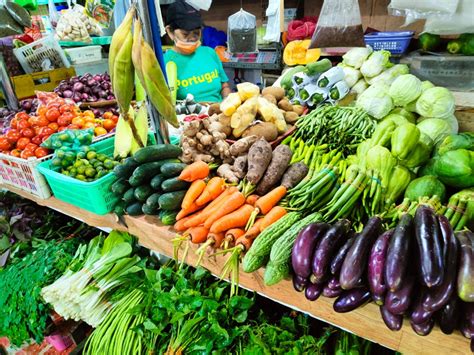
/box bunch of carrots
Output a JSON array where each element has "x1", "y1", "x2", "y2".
[{"x1": 174, "y1": 161, "x2": 288, "y2": 293}]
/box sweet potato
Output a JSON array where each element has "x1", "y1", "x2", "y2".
[
  {"x1": 208, "y1": 103, "x2": 222, "y2": 116},
  {"x1": 229, "y1": 135, "x2": 258, "y2": 156},
  {"x1": 278, "y1": 98, "x2": 293, "y2": 112},
  {"x1": 262, "y1": 86, "x2": 285, "y2": 101},
  {"x1": 292, "y1": 104, "x2": 305, "y2": 116},
  {"x1": 281, "y1": 162, "x2": 309, "y2": 189},
  {"x1": 242, "y1": 122, "x2": 278, "y2": 142},
  {"x1": 233, "y1": 155, "x2": 247, "y2": 179},
  {"x1": 284, "y1": 111, "x2": 299, "y2": 124},
  {"x1": 255, "y1": 144, "x2": 293, "y2": 195},
  {"x1": 246, "y1": 138, "x2": 273, "y2": 185},
  {"x1": 217, "y1": 164, "x2": 239, "y2": 183}
]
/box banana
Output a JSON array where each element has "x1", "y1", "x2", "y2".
[
  {"x1": 131, "y1": 104, "x2": 149, "y2": 154},
  {"x1": 109, "y1": 7, "x2": 135, "y2": 84}
]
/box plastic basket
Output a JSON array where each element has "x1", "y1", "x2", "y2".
[
  {"x1": 364, "y1": 31, "x2": 414, "y2": 55},
  {"x1": 13, "y1": 35, "x2": 70, "y2": 74}
]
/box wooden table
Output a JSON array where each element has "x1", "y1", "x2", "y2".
[{"x1": 2, "y1": 184, "x2": 471, "y2": 355}]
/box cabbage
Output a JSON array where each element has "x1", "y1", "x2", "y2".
[
  {"x1": 342, "y1": 46, "x2": 373, "y2": 69},
  {"x1": 356, "y1": 83, "x2": 394, "y2": 119},
  {"x1": 416, "y1": 87, "x2": 455, "y2": 118},
  {"x1": 350, "y1": 79, "x2": 368, "y2": 95},
  {"x1": 339, "y1": 64, "x2": 361, "y2": 87},
  {"x1": 367, "y1": 64, "x2": 409, "y2": 86},
  {"x1": 389, "y1": 74, "x2": 423, "y2": 106},
  {"x1": 418, "y1": 114, "x2": 459, "y2": 135},
  {"x1": 360, "y1": 50, "x2": 392, "y2": 78},
  {"x1": 421, "y1": 80, "x2": 435, "y2": 91},
  {"x1": 417, "y1": 118, "x2": 457, "y2": 145}
]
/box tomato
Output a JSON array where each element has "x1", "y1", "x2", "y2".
[
  {"x1": 83, "y1": 110, "x2": 95, "y2": 119},
  {"x1": 20, "y1": 150, "x2": 35, "y2": 159},
  {"x1": 94, "y1": 127, "x2": 108, "y2": 136},
  {"x1": 57, "y1": 115, "x2": 72, "y2": 126},
  {"x1": 34, "y1": 147, "x2": 49, "y2": 158},
  {"x1": 10, "y1": 116, "x2": 19, "y2": 129},
  {"x1": 6, "y1": 129, "x2": 21, "y2": 144},
  {"x1": 16, "y1": 137, "x2": 31, "y2": 150},
  {"x1": 72, "y1": 117, "x2": 85, "y2": 127},
  {"x1": 38, "y1": 126, "x2": 54, "y2": 137},
  {"x1": 48, "y1": 122, "x2": 59, "y2": 132},
  {"x1": 83, "y1": 122, "x2": 95, "y2": 129},
  {"x1": 28, "y1": 116, "x2": 39, "y2": 126},
  {"x1": 33, "y1": 126, "x2": 42, "y2": 135},
  {"x1": 25, "y1": 143, "x2": 38, "y2": 152},
  {"x1": 41, "y1": 135, "x2": 50, "y2": 143},
  {"x1": 67, "y1": 124, "x2": 80, "y2": 130},
  {"x1": 84, "y1": 117, "x2": 95, "y2": 124},
  {"x1": 36, "y1": 116, "x2": 49, "y2": 127},
  {"x1": 58, "y1": 126, "x2": 67, "y2": 132},
  {"x1": 111, "y1": 115, "x2": 119, "y2": 123},
  {"x1": 31, "y1": 136, "x2": 43, "y2": 145},
  {"x1": 0, "y1": 137, "x2": 11, "y2": 151},
  {"x1": 20, "y1": 127, "x2": 35, "y2": 138},
  {"x1": 37, "y1": 106, "x2": 48, "y2": 117},
  {"x1": 59, "y1": 104, "x2": 74, "y2": 114},
  {"x1": 16, "y1": 112, "x2": 30, "y2": 121},
  {"x1": 45, "y1": 108, "x2": 60, "y2": 122},
  {"x1": 10, "y1": 149, "x2": 21, "y2": 157},
  {"x1": 102, "y1": 111, "x2": 113, "y2": 120},
  {"x1": 17, "y1": 119, "x2": 31, "y2": 130},
  {"x1": 102, "y1": 119, "x2": 116, "y2": 131}
]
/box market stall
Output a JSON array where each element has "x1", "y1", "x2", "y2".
[{"x1": 0, "y1": 0, "x2": 473, "y2": 354}]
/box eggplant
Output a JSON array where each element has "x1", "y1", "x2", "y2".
[
  {"x1": 385, "y1": 214, "x2": 413, "y2": 292},
  {"x1": 437, "y1": 295, "x2": 460, "y2": 335},
  {"x1": 323, "y1": 285, "x2": 343, "y2": 298},
  {"x1": 463, "y1": 302, "x2": 474, "y2": 337},
  {"x1": 305, "y1": 282, "x2": 323, "y2": 301},
  {"x1": 456, "y1": 230, "x2": 474, "y2": 302},
  {"x1": 292, "y1": 222, "x2": 329, "y2": 278},
  {"x1": 327, "y1": 275, "x2": 341, "y2": 290},
  {"x1": 410, "y1": 318, "x2": 434, "y2": 336},
  {"x1": 292, "y1": 274, "x2": 308, "y2": 292},
  {"x1": 385, "y1": 274, "x2": 415, "y2": 315},
  {"x1": 414, "y1": 205, "x2": 444, "y2": 288},
  {"x1": 333, "y1": 288, "x2": 371, "y2": 313},
  {"x1": 411, "y1": 292, "x2": 434, "y2": 325},
  {"x1": 380, "y1": 306, "x2": 403, "y2": 331},
  {"x1": 340, "y1": 217, "x2": 382, "y2": 290},
  {"x1": 368, "y1": 229, "x2": 394, "y2": 305},
  {"x1": 330, "y1": 235, "x2": 355, "y2": 275},
  {"x1": 422, "y1": 215, "x2": 459, "y2": 312},
  {"x1": 311, "y1": 219, "x2": 351, "y2": 283}
]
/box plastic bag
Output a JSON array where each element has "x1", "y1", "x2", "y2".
[
  {"x1": 309, "y1": 0, "x2": 364, "y2": 48},
  {"x1": 85, "y1": 0, "x2": 114, "y2": 29},
  {"x1": 423, "y1": 0, "x2": 474, "y2": 35},
  {"x1": 0, "y1": 6, "x2": 23, "y2": 38},
  {"x1": 48, "y1": 0, "x2": 60, "y2": 27},
  {"x1": 55, "y1": 9, "x2": 92, "y2": 42},
  {"x1": 71, "y1": 4, "x2": 103, "y2": 36},
  {"x1": 388, "y1": 0, "x2": 459, "y2": 19},
  {"x1": 41, "y1": 127, "x2": 94, "y2": 150},
  {"x1": 228, "y1": 8, "x2": 257, "y2": 53},
  {"x1": 185, "y1": 0, "x2": 212, "y2": 11},
  {"x1": 5, "y1": 1, "x2": 32, "y2": 28}
]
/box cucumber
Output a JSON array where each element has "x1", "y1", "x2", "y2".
[
  {"x1": 150, "y1": 174, "x2": 165, "y2": 190},
  {"x1": 129, "y1": 159, "x2": 180, "y2": 186},
  {"x1": 160, "y1": 162, "x2": 187, "y2": 178},
  {"x1": 160, "y1": 210, "x2": 178, "y2": 225},
  {"x1": 111, "y1": 178, "x2": 129, "y2": 196},
  {"x1": 113, "y1": 201, "x2": 127, "y2": 216},
  {"x1": 145, "y1": 193, "x2": 161, "y2": 210},
  {"x1": 161, "y1": 177, "x2": 190, "y2": 192},
  {"x1": 113, "y1": 157, "x2": 140, "y2": 179},
  {"x1": 304, "y1": 58, "x2": 332, "y2": 77},
  {"x1": 158, "y1": 190, "x2": 187, "y2": 210},
  {"x1": 126, "y1": 202, "x2": 143, "y2": 216},
  {"x1": 134, "y1": 185, "x2": 154, "y2": 202},
  {"x1": 133, "y1": 144, "x2": 182, "y2": 164},
  {"x1": 123, "y1": 187, "x2": 136, "y2": 204},
  {"x1": 142, "y1": 203, "x2": 159, "y2": 215}
]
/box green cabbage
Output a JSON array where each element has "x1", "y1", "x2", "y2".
[
  {"x1": 339, "y1": 64, "x2": 361, "y2": 87},
  {"x1": 351, "y1": 79, "x2": 368, "y2": 95},
  {"x1": 368, "y1": 64, "x2": 410, "y2": 86},
  {"x1": 356, "y1": 83, "x2": 394, "y2": 119},
  {"x1": 416, "y1": 87, "x2": 455, "y2": 118},
  {"x1": 360, "y1": 50, "x2": 392, "y2": 78},
  {"x1": 417, "y1": 118, "x2": 457, "y2": 145},
  {"x1": 342, "y1": 47, "x2": 373, "y2": 69},
  {"x1": 421, "y1": 80, "x2": 435, "y2": 91},
  {"x1": 389, "y1": 74, "x2": 423, "y2": 106}
]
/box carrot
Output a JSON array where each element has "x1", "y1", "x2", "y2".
[
  {"x1": 259, "y1": 206, "x2": 287, "y2": 232},
  {"x1": 222, "y1": 228, "x2": 245, "y2": 250},
  {"x1": 196, "y1": 231, "x2": 225, "y2": 266},
  {"x1": 181, "y1": 179, "x2": 206, "y2": 209},
  {"x1": 203, "y1": 191, "x2": 246, "y2": 229},
  {"x1": 176, "y1": 202, "x2": 203, "y2": 221},
  {"x1": 178, "y1": 161, "x2": 210, "y2": 182},
  {"x1": 195, "y1": 177, "x2": 225, "y2": 206},
  {"x1": 246, "y1": 194, "x2": 260, "y2": 206},
  {"x1": 246, "y1": 186, "x2": 287, "y2": 230},
  {"x1": 210, "y1": 204, "x2": 254, "y2": 233},
  {"x1": 236, "y1": 219, "x2": 263, "y2": 251},
  {"x1": 187, "y1": 226, "x2": 209, "y2": 244},
  {"x1": 174, "y1": 215, "x2": 194, "y2": 232}
]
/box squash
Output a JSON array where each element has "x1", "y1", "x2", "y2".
[
  {"x1": 283, "y1": 40, "x2": 321, "y2": 66},
  {"x1": 404, "y1": 175, "x2": 446, "y2": 202}
]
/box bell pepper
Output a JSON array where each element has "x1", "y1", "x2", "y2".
[
  {"x1": 433, "y1": 149, "x2": 474, "y2": 189},
  {"x1": 391, "y1": 123, "x2": 420, "y2": 160},
  {"x1": 385, "y1": 165, "x2": 412, "y2": 206},
  {"x1": 399, "y1": 134, "x2": 432, "y2": 169},
  {"x1": 370, "y1": 119, "x2": 396, "y2": 148}
]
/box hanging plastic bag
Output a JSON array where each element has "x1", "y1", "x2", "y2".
[
  {"x1": 263, "y1": 0, "x2": 281, "y2": 43},
  {"x1": 309, "y1": 0, "x2": 364, "y2": 48},
  {"x1": 5, "y1": 1, "x2": 32, "y2": 28},
  {"x1": 55, "y1": 8, "x2": 92, "y2": 42},
  {"x1": 71, "y1": 4, "x2": 103, "y2": 36},
  {"x1": 48, "y1": 0, "x2": 60, "y2": 27},
  {"x1": 85, "y1": 0, "x2": 115, "y2": 28},
  {"x1": 0, "y1": 3, "x2": 23, "y2": 38},
  {"x1": 228, "y1": 8, "x2": 257, "y2": 53},
  {"x1": 185, "y1": 0, "x2": 212, "y2": 11},
  {"x1": 423, "y1": 0, "x2": 474, "y2": 35},
  {"x1": 388, "y1": 0, "x2": 459, "y2": 19}
]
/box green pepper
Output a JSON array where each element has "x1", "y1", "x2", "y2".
[
  {"x1": 287, "y1": 87, "x2": 295, "y2": 99},
  {"x1": 318, "y1": 77, "x2": 329, "y2": 88},
  {"x1": 447, "y1": 40, "x2": 462, "y2": 54},
  {"x1": 391, "y1": 123, "x2": 421, "y2": 160},
  {"x1": 294, "y1": 75, "x2": 304, "y2": 85},
  {"x1": 300, "y1": 89, "x2": 310, "y2": 100},
  {"x1": 330, "y1": 87, "x2": 340, "y2": 100},
  {"x1": 310, "y1": 92, "x2": 324, "y2": 105},
  {"x1": 370, "y1": 118, "x2": 396, "y2": 148}
]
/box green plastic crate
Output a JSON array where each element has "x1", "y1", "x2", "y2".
[{"x1": 37, "y1": 132, "x2": 157, "y2": 215}]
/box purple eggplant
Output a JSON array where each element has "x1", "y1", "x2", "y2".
[
  {"x1": 305, "y1": 282, "x2": 323, "y2": 301},
  {"x1": 380, "y1": 306, "x2": 403, "y2": 331},
  {"x1": 385, "y1": 214, "x2": 413, "y2": 292},
  {"x1": 385, "y1": 274, "x2": 415, "y2": 315},
  {"x1": 323, "y1": 285, "x2": 342, "y2": 298},
  {"x1": 327, "y1": 275, "x2": 341, "y2": 290},
  {"x1": 292, "y1": 274, "x2": 308, "y2": 292},
  {"x1": 368, "y1": 229, "x2": 394, "y2": 304},
  {"x1": 414, "y1": 205, "x2": 444, "y2": 288},
  {"x1": 330, "y1": 235, "x2": 355, "y2": 275},
  {"x1": 456, "y1": 230, "x2": 474, "y2": 302},
  {"x1": 333, "y1": 288, "x2": 371, "y2": 313},
  {"x1": 422, "y1": 215, "x2": 458, "y2": 312},
  {"x1": 340, "y1": 217, "x2": 382, "y2": 290},
  {"x1": 410, "y1": 318, "x2": 434, "y2": 336},
  {"x1": 463, "y1": 302, "x2": 474, "y2": 337},
  {"x1": 411, "y1": 292, "x2": 434, "y2": 325},
  {"x1": 437, "y1": 295, "x2": 460, "y2": 335},
  {"x1": 292, "y1": 222, "x2": 329, "y2": 278},
  {"x1": 311, "y1": 219, "x2": 351, "y2": 284}
]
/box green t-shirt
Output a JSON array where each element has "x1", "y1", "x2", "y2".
[{"x1": 164, "y1": 46, "x2": 229, "y2": 103}]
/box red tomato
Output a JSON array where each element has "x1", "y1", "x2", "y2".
[
  {"x1": 102, "y1": 111, "x2": 113, "y2": 120},
  {"x1": 21, "y1": 150, "x2": 35, "y2": 159},
  {"x1": 16, "y1": 137, "x2": 31, "y2": 150},
  {"x1": 10, "y1": 116, "x2": 19, "y2": 129},
  {"x1": 17, "y1": 119, "x2": 30, "y2": 130},
  {"x1": 38, "y1": 127, "x2": 54, "y2": 137},
  {"x1": 20, "y1": 128, "x2": 35, "y2": 138},
  {"x1": 0, "y1": 137, "x2": 11, "y2": 151},
  {"x1": 28, "y1": 116, "x2": 38, "y2": 126},
  {"x1": 25, "y1": 143, "x2": 38, "y2": 152},
  {"x1": 31, "y1": 136, "x2": 43, "y2": 145},
  {"x1": 37, "y1": 106, "x2": 47, "y2": 117},
  {"x1": 5, "y1": 129, "x2": 21, "y2": 144},
  {"x1": 67, "y1": 124, "x2": 80, "y2": 130},
  {"x1": 57, "y1": 116, "x2": 72, "y2": 127},
  {"x1": 36, "y1": 116, "x2": 49, "y2": 127},
  {"x1": 59, "y1": 104, "x2": 74, "y2": 114},
  {"x1": 111, "y1": 115, "x2": 119, "y2": 123},
  {"x1": 45, "y1": 108, "x2": 60, "y2": 122},
  {"x1": 16, "y1": 112, "x2": 30, "y2": 121},
  {"x1": 10, "y1": 149, "x2": 21, "y2": 157},
  {"x1": 41, "y1": 135, "x2": 49, "y2": 143},
  {"x1": 58, "y1": 126, "x2": 67, "y2": 132},
  {"x1": 48, "y1": 122, "x2": 59, "y2": 132},
  {"x1": 102, "y1": 119, "x2": 115, "y2": 131},
  {"x1": 34, "y1": 147, "x2": 49, "y2": 158}
]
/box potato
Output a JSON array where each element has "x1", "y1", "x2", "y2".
[
  {"x1": 278, "y1": 98, "x2": 293, "y2": 112},
  {"x1": 262, "y1": 94, "x2": 277, "y2": 105},
  {"x1": 292, "y1": 104, "x2": 305, "y2": 116},
  {"x1": 242, "y1": 122, "x2": 278, "y2": 142},
  {"x1": 208, "y1": 103, "x2": 222, "y2": 116},
  {"x1": 284, "y1": 111, "x2": 299, "y2": 124},
  {"x1": 262, "y1": 86, "x2": 285, "y2": 101}
]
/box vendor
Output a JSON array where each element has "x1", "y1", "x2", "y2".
[{"x1": 164, "y1": 0, "x2": 231, "y2": 103}]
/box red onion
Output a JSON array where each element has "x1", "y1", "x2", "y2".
[
  {"x1": 107, "y1": 95, "x2": 115, "y2": 100},
  {"x1": 63, "y1": 90, "x2": 73, "y2": 98},
  {"x1": 73, "y1": 82, "x2": 84, "y2": 92},
  {"x1": 73, "y1": 93, "x2": 82, "y2": 102}
]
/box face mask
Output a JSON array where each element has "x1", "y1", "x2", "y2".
[{"x1": 174, "y1": 38, "x2": 201, "y2": 55}]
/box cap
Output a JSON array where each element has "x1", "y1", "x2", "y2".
[{"x1": 166, "y1": 0, "x2": 203, "y2": 31}]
